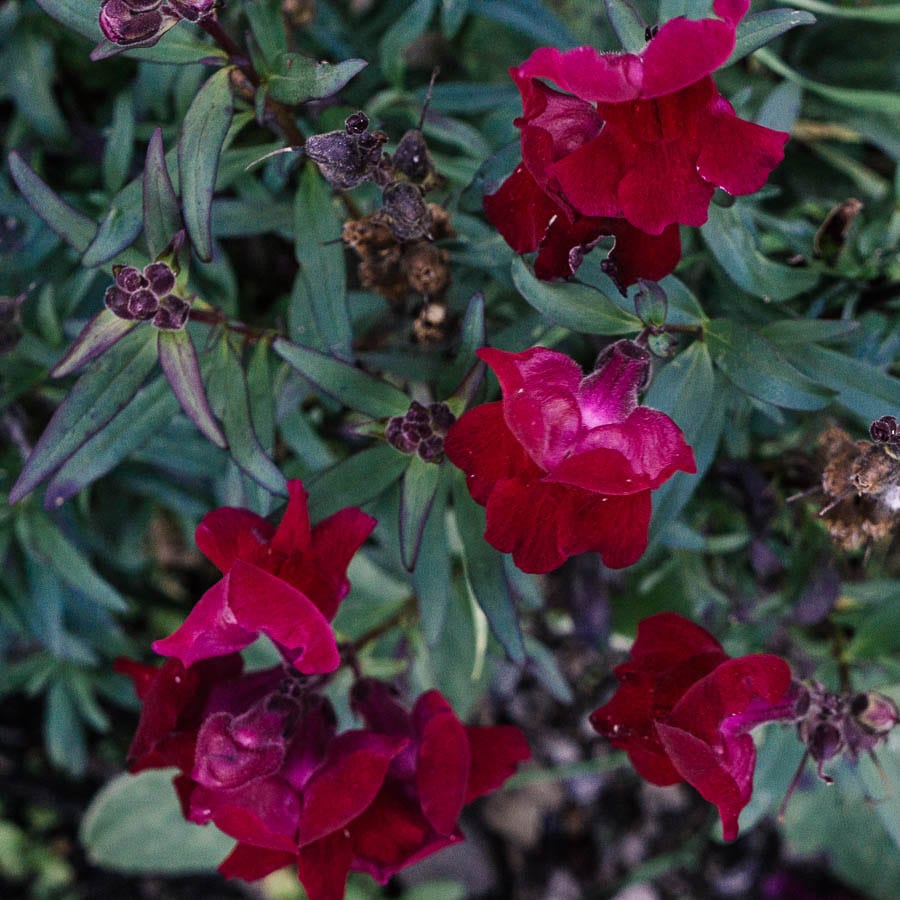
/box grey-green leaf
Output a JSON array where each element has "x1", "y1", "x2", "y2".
[
  {"x1": 268, "y1": 55, "x2": 368, "y2": 105},
  {"x1": 605, "y1": 0, "x2": 647, "y2": 52},
  {"x1": 399, "y1": 456, "x2": 442, "y2": 571},
  {"x1": 725, "y1": 10, "x2": 816, "y2": 67},
  {"x1": 143, "y1": 128, "x2": 182, "y2": 260},
  {"x1": 179, "y1": 67, "x2": 234, "y2": 262},
  {"x1": 51, "y1": 311, "x2": 139, "y2": 378}
]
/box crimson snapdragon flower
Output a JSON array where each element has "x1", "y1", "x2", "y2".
[
  {"x1": 118, "y1": 659, "x2": 529, "y2": 900},
  {"x1": 485, "y1": 0, "x2": 789, "y2": 286},
  {"x1": 445, "y1": 341, "x2": 696, "y2": 573},
  {"x1": 153, "y1": 480, "x2": 375, "y2": 673},
  {"x1": 590, "y1": 612, "x2": 799, "y2": 840}
]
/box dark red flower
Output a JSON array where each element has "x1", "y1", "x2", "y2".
[
  {"x1": 152, "y1": 480, "x2": 376, "y2": 673},
  {"x1": 444, "y1": 342, "x2": 696, "y2": 573},
  {"x1": 590, "y1": 613, "x2": 798, "y2": 840},
  {"x1": 485, "y1": 0, "x2": 788, "y2": 285}
]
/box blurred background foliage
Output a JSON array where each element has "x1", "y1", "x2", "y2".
[{"x1": 1, "y1": 0, "x2": 899, "y2": 897}]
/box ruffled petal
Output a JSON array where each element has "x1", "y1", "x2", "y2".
[
  {"x1": 268, "y1": 479, "x2": 312, "y2": 558},
  {"x1": 219, "y1": 844, "x2": 295, "y2": 881},
  {"x1": 577, "y1": 340, "x2": 651, "y2": 427},
  {"x1": 483, "y1": 164, "x2": 563, "y2": 254},
  {"x1": 534, "y1": 211, "x2": 606, "y2": 280},
  {"x1": 548, "y1": 128, "x2": 629, "y2": 218},
  {"x1": 195, "y1": 507, "x2": 274, "y2": 572},
  {"x1": 226, "y1": 559, "x2": 340, "y2": 674},
  {"x1": 696, "y1": 97, "x2": 789, "y2": 196},
  {"x1": 603, "y1": 220, "x2": 681, "y2": 290},
  {"x1": 444, "y1": 402, "x2": 541, "y2": 505},
  {"x1": 464, "y1": 725, "x2": 531, "y2": 802}
]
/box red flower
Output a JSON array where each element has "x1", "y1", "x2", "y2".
[
  {"x1": 590, "y1": 613, "x2": 798, "y2": 840},
  {"x1": 485, "y1": 0, "x2": 788, "y2": 285},
  {"x1": 444, "y1": 341, "x2": 696, "y2": 573},
  {"x1": 153, "y1": 480, "x2": 376, "y2": 673},
  {"x1": 120, "y1": 660, "x2": 529, "y2": 900}
]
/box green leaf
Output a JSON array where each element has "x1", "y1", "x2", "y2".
[
  {"x1": 846, "y1": 603, "x2": 900, "y2": 660},
  {"x1": 705, "y1": 319, "x2": 834, "y2": 410},
  {"x1": 179, "y1": 67, "x2": 234, "y2": 262},
  {"x1": 244, "y1": 0, "x2": 288, "y2": 66},
  {"x1": 81, "y1": 204, "x2": 143, "y2": 267},
  {"x1": 442, "y1": 291, "x2": 485, "y2": 398},
  {"x1": 8, "y1": 151, "x2": 96, "y2": 253},
  {"x1": 412, "y1": 468, "x2": 452, "y2": 645},
  {"x1": 45, "y1": 680, "x2": 86, "y2": 776},
  {"x1": 91, "y1": 29, "x2": 225, "y2": 65},
  {"x1": 209, "y1": 339, "x2": 286, "y2": 496},
  {"x1": 399, "y1": 456, "x2": 442, "y2": 571},
  {"x1": 440, "y1": 0, "x2": 470, "y2": 37},
  {"x1": 143, "y1": 128, "x2": 181, "y2": 260},
  {"x1": 782, "y1": 0, "x2": 900, "y2": 23},
  {"x1": 10, "y1": 328, "x2": 159, "y2": 504},
  {"x1": 702, "y1": 204, "x2": 820, "y2": 300},
  {"x1": 452, "y1": 469, "x2": 525, "y2": 664},
  {"x1": 35, "y1": 0, "x2": 101, "y2": 39},
  {"x1": 157, "y1": 330, "x2": 226, "y2": 448},
  {"x1": 307, "y1": 444, "x2": 410, "y2": 520},
  {"x1": 293, "y1": 164, "x2": 352, "y2": 360},
  {"x1": 379, "y1": 0, "x2": 436, "y2": 85},
  {"x1": 81, "y1": 770, "x2": 234, "y2": 873},
  {"x1": 605, "y1": 0, "x2": 647, "y2": 52},
  {"x1": 469, "y1": 0, "x2": 576, "y2": 47},
  {"x1": 6, "y1": 32, "x2": 67, "y2": 142},
  {"x1": 103, "y1": 90, "x2": 135, "y2": 194},
  {"x1": 779, "y1": 344, "x2": 900, "y2": 425},
  {"x1": 511, "y1": 257, "x2": 642, "y2": 335},
  {"x1": 45, "y1": 376, "x2": 180, "y2": 507},
  {"x1": 246, "y1": 339, "x2": 275, "y2": 453},
  {"x1": 754, "y1": 47, "x2": 900, "y2": 115},
  {"x1": 759, "y1": 319, "x2": 860, "y2": 345},
  {"x1": 16, "y1": 509, "x2": 126, "y2": 612},
  {"x1": 273, "y1": 337, "x2": 411, "y2": 418},
  {"x1": 725, "y1": 9, "x2": 816, "y2": 67},
  {"x1": 268, "y1": 55, "x2": 368, "y2": 104},
  {"x1": 51, "y1": 311, "x2": 140, "y2": 378}
]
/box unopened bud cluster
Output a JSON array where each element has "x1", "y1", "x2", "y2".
[
  {"x1": 386, "y1": 400, "x2": 456, "y2": 463},
  {"x1": 99, "y1": 0, "x2": 213, "y2": 48},
  {"x1": 105, "y1": 262, "x2": 191, "y2": 330}
]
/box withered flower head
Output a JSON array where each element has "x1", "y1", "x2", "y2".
[{"x1": 304, "y1": 112, "x2": 387, "y2": 190}]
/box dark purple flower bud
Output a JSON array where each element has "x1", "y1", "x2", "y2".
[
  {"x1": 345, "y1": 112, "x2": 370, "y2": 135},
  {"x1": 167, "y1": 0, "x2": 216, "y2": 21},
  {"x1": 144, "y1": 261, "x2": 176, "y2": 297},
  {"x1": 99, "y1": 0, "x2": 164, "y2": 45},
  {"x1": 428, "y1": 402, "x2": 456, "y2": 434},
  {"x1": 870, "y1": 415, "x2": 899, "y2": 444},
  {"x1": 850, "y1": 691, "x2": 899, "y2": 736},
  {"x1": 128, "y1": 288, "x2": 160, "y2": 319},
  {"x1": 114, "y1": 265, "x2": 146, "y2": 293},
  {"x1": 104, "y1": 285, "x2": 136, "y2": 319},
  {"x1": 406, "y1": 400, "x2": 429, "y2": 424},
  {"x1": 152, "y1": 295, "x2": 191, "y2": 330},
  {"x1": 807, "y1": 722, "x2": 843, "y2": 766},
  {"x1": 386, "y1": 416, "x2": 417, "y2": 453},
  {"x1": 401, "y1": 421, "x2": 430, "y2": 442},
  {"x1": 124, "y1": 0, "x2": 164, "y2": 10},
  {"x1": 417, "y1": 434, "x2": 445, "y2": 462}
]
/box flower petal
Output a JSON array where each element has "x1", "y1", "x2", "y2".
[
  {"x1": 577, "y1": 340, "x2": 651, "y2": 427},
  {"x1": 219, "y1": 844, "x2": 295, "y2": 881},
  {"x1": 602, "y1": 220, "x2": 681, "y2": 290},
  {"x1": 464, "y1": 725, "x2": 531, "y2": 802},
  {"x1": 483, "y1": 164, "x2": 563, "y2": 255},
  {"x1": 296, "y1": 831, "x2": 355, "y2": 900},
  {"x1": 195, "y1": 507, "x2": 274, "y2": 572},
  {"x1": 268, "y1": 479, "x2": 312, "y2": 558}
]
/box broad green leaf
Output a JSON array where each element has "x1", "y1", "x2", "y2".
[
  {"x1": 705, "y1": 319, "x2": 834, "y2": 410},
  {"x1": 103, "y1": 90, "x2": 135, "y2": 194},
  {"x1": 45, "y1": 376, "x2": 180, "y2": 506},
  {"x1": 179, "y1": 67, "x2": 234, "y2": 262},
  {"x1": 413, "y1": 468, "x2": 452, "y2": 645},
  {"x1": 51, "y1": 311, "x2": 139, "y2": 378},
  {"x1": 754, "y1": 48, "x2": 900, "y2": 115},
  {"x1": 273, "y1": 337, "x2": 411, "y2": 418},
  {"x1": 36, "y1": 0, "x2": 102, "y2": 38},
  {"x1": 605, "y1": 0, "x2": 647, "y2": 52},
  {"x1": 208, "y1": 339, "x2": 286, "y2": 496},
  {"x1": 81, "y1": 770, "x2": 234, "y2": 873},
  {"x1": 293, "y1": 164, "x2": 352, "y2": 359},
  {"x1": 10, "y1": 328, "x2": 159, "y2": 504},
  {"x1": 702, "y1": 204, "x2": 820, "y2": 300},
  {"x1": 452, "y1": 469, "x2": 525, "y2": 664},
  {"x1": 143, "y1": 128, "x2": 181, "y2": 260},
  {"x1": 779, "y1": 344, "x2": 900, "y2": 425},
  {"x1": 8, "y1": 151, "x2": 96, "y2": 253},
  {"x1": 440, "y1": 0, "x2": 470, "y2": 37},
  {"x1": 759, "y1": 319, "x2": 859, "y2": 345},
  {"x1": 379, "y1": 0, "x2": 436, "y2": 85},
  {"x1": 782, "y1": 0, "x2": 900, "y2": 22},
  {"x1": 157, "y1": 330, "x2": 225, "y2": 448},
  {"x1": 16, "y1": 509, "x2": 126, "y2": 612},
  {"x1": 511, "y1": 257, "x2": 642, "y2": 335},
  {"x1": 307, "y1": 444, "x2": 410, "y2": 520},
  {"x1": 45, "y1": 680, "x2": 87, "y2": 776},
  {"x1": 645, "y1": 342, "x2": 718, "y2": 543},
  {"x1": 399, "y1": 456, "x2": 442, "y2": 571},
  {"x1": 268, "y1": 56, "x2": 368, "y2": 105},
  {"x1": 82, "y1": 204, "x2": 143, "y2": 267},
  {"x1": 725, "y1": 10, "x2": 816, "y2": 67}
]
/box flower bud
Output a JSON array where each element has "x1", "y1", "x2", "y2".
[
  {"x1": 99, "y1": 0, "x2": 164, "y2": 46},
  {"x1": 114, "y1": 265, "x2": 146, "y2": 293},
  {"x1": 143, "y1": 261, "x2": 176, "y2": 296},
  {"x1": 152, "y1": 295, "x2": 191, "y2": 330},
  {"x1": 127, "y1": 288, "x2": 160, "y2": 319}
]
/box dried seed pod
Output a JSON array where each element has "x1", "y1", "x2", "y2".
[
  {"x1": 378, "y1": 182, "x2": 433, "y2": 242},
  {"x1": 402, "y1": 244, "x2": 449, "y2": 296},
  {"x1": 305, "y1": 112, "x2": 387, "y2": 190}
]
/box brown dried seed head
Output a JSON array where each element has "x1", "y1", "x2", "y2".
[{"x1": 403, "y1": 244, "x2": 450, "y2": 296}]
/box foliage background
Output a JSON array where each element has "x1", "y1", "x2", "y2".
[{"x1": 1, "y1": 0, "x2": 899, "y2": 897}]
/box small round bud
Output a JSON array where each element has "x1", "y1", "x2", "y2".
[
  {"x1": 850, "y1": 691, "x2": 899, "y2": 737},
  {"x1": 99, "y1": 0, "x2": 164, "y2": 45},
  {"x1": 345, "y1": 112, "x2": 370, "y2": 135},
  {"x1": 143, "y1": 262, "x2": 176, "y2": 296},
  {"x1": 104, "y1": 285, "x2": 134, "y2": 319},
  {"x1": 428, "y1": 402, "x2": 456, "y2": 434},
  {"x1": 152, "y1": 295, "x2": 191, "y2": 330},
  {"x1": 870, "y1": 416, "x2": 898, "y2": 444},
  {"x1": 115, "y1": 265, "x2": 145, "y2": 293},
  {"x1": 128, "y1": 288, "x2": 160, "y2": 319}
]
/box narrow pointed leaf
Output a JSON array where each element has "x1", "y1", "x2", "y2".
[
  {"x1": 179, "y1": 67, "x2": 234, "y2": 262},
  {"x1": 605, "y1": 0, "x2": 647, "y2": 53},
  {"x1": 10, "y1": 328, "x2": 159, "y2": 504},
  {"x1": 399, "y1": 456, "x2": 442, "y2": 571},
  {"x1": 307, "y1": 444, "x2": 410, "y2": 521},
  {"x1": 8, "y1": 151, "x2": 96, "y2": 253},
  {"x1": 45, "y1": 376, "x2": 180, "y2": 507},
  {"x1": 268, "y1": 56, "x2": 368, "y2": 104},
  {"x1": 725, "y1": 10, "x2": 816, "y2": 67},
  {"x1": 442, "y1": 292, "x2": 485, "y2": 397},
  {"x1": 51, "y1": 311, "x2": 139, "y2": 378},
  {"x1": 103, "y1": 91, "x2": 135, "y2": 194},
  {"x1": 143, "y1": 128, "x2": 181, "y2": 259},
  {"x1": 82, "y1": 204, "x2": 143, "y2": 267},
  {"x1": 452, "y1": 469, "x2": 526, "y2": 664},
  {"x1": 413, "y1": 467, "x2": 451, "y2": 645},
  {"x1": 209, "y1": 340, "x2": 286, "y2": 496},
  {"x1": 158, "y1": 330, "x2": 226, "y2": 448},
  {"x1": 512, "y1": 257, "x2": 642, "y2": 335},
  {"x1": 273, "y1": 337, "x2": 411, "y2": 418}
]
